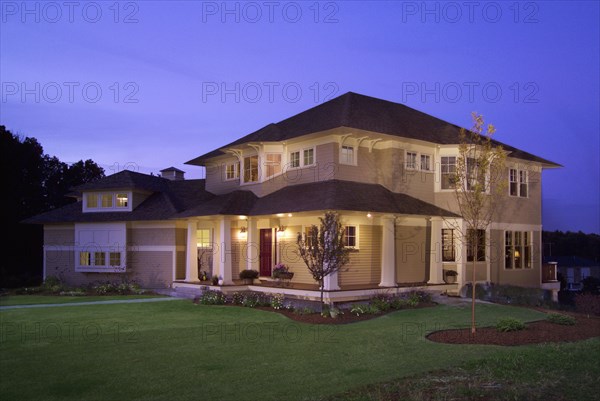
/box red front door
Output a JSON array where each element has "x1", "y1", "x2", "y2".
[{"x1": 259, "y1": 229, "x2": 273, "y2": 277}]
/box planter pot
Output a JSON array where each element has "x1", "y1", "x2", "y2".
[
  {"x1": 275, "y1": 272, "x2": 294, "y2": 280},
  {"x1": 445, "y1": 275, "x2": 457, "y2": 284},
  {"x1": 242, "y1": 278, "x2": 253, "y2": 285},
  {"x1": 329, "y1": 309, "x2": 339, "y2": 319}
]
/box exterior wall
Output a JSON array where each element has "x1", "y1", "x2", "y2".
[
  {"x1": 230, "y1": 227, "x2": 245, "y2": 279},
  {"x1": 176, "y1": 251, "x2": 186, "y2": 280},
  {"x1": 339, "y1": 225, "x2": 382, "y2": 287},
  {"x1": 278, "y1": 225, "x2": 315, "y2": 285},
  {"x1": 395, "y1": 225, "x2": 429, "y2": 283}
]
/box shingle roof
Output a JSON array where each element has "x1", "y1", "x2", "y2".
[
  {"x1": 74, "y1": 170, "x2": 168, "y2": 192},
  {"x1": 186, "y1": 91, "x2": 560, "y2": 167},
  {"x1": 23, "y1": 178, "x2": 213, "y2": 224}
]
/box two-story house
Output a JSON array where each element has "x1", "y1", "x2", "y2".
[{"x1": 27, "y1": 92, "x2": 561, "y2": 301}]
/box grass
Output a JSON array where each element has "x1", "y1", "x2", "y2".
[
  {"x1": 0, "y1": 301, "x2": 593, "y2": 401},
  {"x1": 0, "y1": 295, "x2": 164, "y2": 306}
]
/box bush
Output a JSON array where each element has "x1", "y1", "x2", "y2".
[
  {"x1": 371, "y1": 295, "x2": 392, "y2": 311},
  {"x1": 92, "y1": 282, "x2": 117, "y2": 295},
  {"x1": 198, "y1": 289, "x2": 226, "y2": 305},
  {"x1": 574, "y1": 293, "x2": 600, "y2": 317},
  {"x1": 231, "y1": 292, "x2": 244, "y2": 305},
  {"x1": 546, "y1": 313, "x2": 576, "y2": 326},
  {"x1": 350, "y1": 303, "x2": 380, "y2": 316},
  {"x1": 293, "y1": 307, "x2": 314, "y2": 315},
  {"x1": 241, "y1": 292, "x2": 260, "y2": 307},
  {"x1": 270, "y1": 293, "x2": 285, "y2": 310},
  {"x1": 496, "y1": 318, "x2": 526, "y2": 332},
  {"x1": 239, "y1": 269, "x2": 259, "y2": 280}
]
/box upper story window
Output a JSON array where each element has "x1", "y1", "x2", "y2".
[
  {"x1": 509, "y1": 168, "x2": 528, "y2": 197},
  {"x1": 466, "y1": 158, "x2": 486, "y2": 191},
  {"x1": 406, "y1": 152, "x2": 417, "y2": 170},
  {"x1": 420, "y1": 154, "x2": 432, "y2": 171},
  {"x1": 441, "y1": 156, "x2": 457, "y2": 189},
  {"x1": 225, "y1": 162, "x2": 240, "y2": 181},
  {"x1": 289, "y1": 147, "x2": 315, "y2": 169},
  {"x1": 265, "y1": 153, "x2": 282, "y2": 179},
  {"x1": 340, "y1": 145, "x2": 355, "y2": 165},
  {"x1": 243, "y1": 155, "x2": 259, "y2": 183},
  {"x1": 84, "y1": 192, "x2": 131, "y2": 212}
]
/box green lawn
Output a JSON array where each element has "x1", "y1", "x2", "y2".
[
  {"x1": 0, "y1": 301, "x2": 594, "y2": 401},
  {"x1": 0, "y1": 295, "x2": 164, "y2": 306}
]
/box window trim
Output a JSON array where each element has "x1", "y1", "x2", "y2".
[
  {"x1": 344, "y1": 225, "x2": 358, "y2": 249},
  {"x1": 224, "y1": 162, "x2": 240, "y2": 181},
  {"x1": 442, "y1": 228, "x2": 455, "y2": 262},
  {"x1": 288, "y1": 146, "x2": 316, "y2": 170},
  {"x1": 264, "y1": 152, "x2": 283, "y2": 179},
  {"x1": 340, "y1": 145, "x2": 356, "y2": 166},
  {"x1": 242, "y1": 155, "x2": 259, "y2": 184},
  {"x1": 405, "y1": 151, "x2": 418, "y2": 170},
  {"x1": 83, "y1": 192, "x2": 132, "y2": 212},
  {"x1": 504, "y1": 230, "x2": 532, "y2": 270},
  {"x1": 75, "y1": 223, "x2": 127, "y2": 273},
  {"x1": 440, "y1": 156, "x2": 458, "y2": 191},
  {"x1": 508, "y1": 167, "x2": 529, "y2": 198}
]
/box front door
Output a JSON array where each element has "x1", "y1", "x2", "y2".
[{"x1": 259, "y1": 229, "x2": 273, "y2": 277}]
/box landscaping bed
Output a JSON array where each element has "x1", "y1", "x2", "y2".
[{"x1": 428, "y1": 314, "x2": 600, "y2": 346}]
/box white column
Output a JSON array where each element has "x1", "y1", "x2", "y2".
[
  {"x1": 456, "y1": 219, "x2": 467, "y2": 292},
  {"x1": 219, "y1": 217, "x2": 234, "y2": 285},
  {"x1": 323, "y1": 269, "x2": 340, "y2": 291},
  {"x1": 185, "y1": 220, "x2": 199, "y2": 282},
  {"x1": 246, "y1": 217, "x2": 258, "y2": 271},
  {"x1": 379, "y1": 215, "x2": 396, "y2": 287},
  {"x1": 428, "y1": 217, "x2": 444, "y2": 284}
]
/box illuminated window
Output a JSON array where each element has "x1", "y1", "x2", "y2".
[
  {"x1": 116, "y1": 194, "x2": 128, "y2": 208},
  {"x1": 197, "y1": 229, "x2": 212, "y2": 248},
  {"x1": 109, "y1": 252, "x2": 121, "y2": 267},
  {"x1": 94, "y1": 252, "x2": 106, "y2": 266},
  {"x1": 101, "y1": 194, "x2": 113, "y2": 208},
  {"x1": 87, "y1": 194, "x2": 98, "y2": 208},
  {"x1": 79, "y1": 252, "x2": 91, "y2": 266},
  {"x1": 505, "y1": 231, "x2": 532, "y2": 269}
]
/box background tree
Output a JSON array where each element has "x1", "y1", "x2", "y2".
[
  {"x1": 1, "y1": 125, "x2": 105, "y2": 287},
  {"x1": 297, "y1": 211, "x2": 351, "y2": 312},
  {"x1": 452, "y1": 113, "x2": 507, "y2": 335}
]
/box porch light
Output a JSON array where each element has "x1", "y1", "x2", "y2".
[
  {"x1": 287, "y1": 213, "x2": 292, "y2": 217},
  {"x1": 240, "y1": 226, "x2": 247, "y2": 233},
  {"x1": 239, "y1": 215, "x2": 247, "y2": 220},
  {"x1": 276, "y1": 213, "x2": 284, "y2": 217},
  {"x1": 367, "y1": 213, "x2": 372, "y2": 218}
]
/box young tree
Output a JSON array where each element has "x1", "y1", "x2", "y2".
[
  {"x1": 453, "y1": 113, "x2": 507, "y2": 335},
  {"x1": 297, "y1": 211, "x2": 351, "y2": 311}
]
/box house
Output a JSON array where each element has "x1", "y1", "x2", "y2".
[
  {"x1": 26, "y1": 92, "x2": 561, "y2": 301},
  {"x1": 544, "y1": 256, "x2": 600, "y2": 291}
]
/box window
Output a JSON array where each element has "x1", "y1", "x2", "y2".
[
  {"x1": 197, "y1": 229, "x2": 212, "y2": 248},
  {"x1": 94, "y1": 252, "x2": 106, "y2": 266},
  {"x1": 87, "y1": 194, "x2": 98, "y2": 208},
  {"x1": 303, "y1": 148, "x2": 314, "y2": 166},
  {"x1": 505, "y1": 231, "x2": 532, "y2": 269},
  {"x1": 420, "y1": 154, "x2": 432, "y2": 171},
  {"x1": 441, "y1": 156, "x2": 457, "y2": 189},
  {"x1": 467, "y1": 229, "x2": 486, "y2": 262},
  {"x1": 225, "y1": 163, "x2": 239, "y2": 180},
  {"x1": 101, "y1": 194, "x2": 113, "y2": 208},
  {"x1": 265, "y1": 153, "x2": 282, "y2": 178},
  {"x1": 466, "y1": 158, "x2": 485, "y2": 191},
  {"x1": 243, "y1": 155, "x2": 259, "y2": 183},
  {"x1": 340, "y1": 145, "x2": 355, "y2": 165},
  {"x1": 289, "y1": 151, "x2": 300, "y2": 168},
  {"x1": 79, "y1": 251, "x2": 91, "y2": 266},
  {"x1": 116, "y1": 194, "x2": 128, "y2": 208},
  {"x1": 509, "y1": 168, "x2": 528, "y2": 197},
  {"x1": 304, "y1": 226, "x2": 317, "y2": 248},
  {"x1": 344, "y1": 226, "x2": 357, "y2": 247},
  {"x1": 442, "y1": 229, "x2": 455, "y2": 262},
  {"x1": 109, "y1": 252, "x2": 121, "y2": 267},
  {"x1": 406, "y1": 152, "x2": 417, "y2": 170}
]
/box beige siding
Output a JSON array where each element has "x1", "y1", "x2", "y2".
[
  {"x1": 230, "y1": 228, "x2": 245, "y2": 278},
  {"x1": 339, "y1": 225, "x2": 382, "y2": 286},
  {"x1": 279, "y1": 225, "x2": 315, "y2": 284},
  {"x1": 129, "y1": 228, "x2": 177, "y2": 246},
  {"x1": 204, "y1": 156, "x2": 241, "y2": 195},
  {"x1": 127, "y1": 251, "x2": 172, "y2": 288},
  {"x1": 44, "y1": 225, "x2": 74, "y2": 244},
  {"x1": 395, "y1": 225, "x2": 429, "y2": 283},
  {"x1": 465, "y1": 262, "x2": 488, "y2": 282}
]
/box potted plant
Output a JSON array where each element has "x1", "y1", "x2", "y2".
[
  {"x1": 445, "y1": 270, "x2": 458, "y2": 284},
  {"x1": 239, "y1": 269, "x2": 259, "y2": 284},
  {"x1": 272, "y1": 263, "x2": 294, "y2": 280},
  {"x1": 211, "y1": 275, "x2": 219, "y2": 286}
]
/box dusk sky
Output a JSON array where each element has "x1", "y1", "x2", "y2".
[{"x1": 1, "y1": 1, "x2": 598, "y2": 233}]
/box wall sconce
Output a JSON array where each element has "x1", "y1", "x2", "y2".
[
  {"x1": 240, "y1": 226, "x2": 247, "y2": 234},
  {"x1": 276, "y1": 225, "x2": 286, "y2": 237}
]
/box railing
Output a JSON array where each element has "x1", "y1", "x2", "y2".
[{"x1": 542, "y1": 263, "x2": 558, "y2": 283}]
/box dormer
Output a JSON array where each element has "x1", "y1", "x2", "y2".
[{"x1": 83, "y1": 191, "x2": 133, "y2": 212}]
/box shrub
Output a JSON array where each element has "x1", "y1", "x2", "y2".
[
  {"x1": 575, "y1": 293, "x2": 600, "y2": 317},
  {"x1": 270, "y1": 293, "x2": 285, "y2": 310},
  {"x1": 231, "y1": 292, "x2": 244, "y2": 305},
  {"x1": 198, "y1": 289, "x2": 226, "y2": 305},
  {"x1": 350, "y1": 303, "x2": 380, "y2": 316},
  {"x1": 390, "y1": 297, "x2": 409, "y2": 309},
  {"x1": 496, "y1": 318, "x2": 526, "y2": 332},
  {"x1": 93, "y1": 282, "x2": 117, "y2": 295},
  {"x1": 59, "y1": 290, "x2": 86, "y2": 297},
  {"x1": 239, "y1": 270, "x2": 259, "y2": 280},
  {"x1": 546, "y1": 313, "x2": 576, "y2": 326},
  {"x1": 371, "y1": 295, "x2": 392, "y2": 311},
  {"x1": 241, "y1": 292, "x2": 260, "y2": 307},
  {"x1": 293, "y1": 307, "x2": 314, "y2": 315}
]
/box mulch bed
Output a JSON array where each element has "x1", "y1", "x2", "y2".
[{"x1": 427, "y1": 314, "x2": 600, "y2": 346}]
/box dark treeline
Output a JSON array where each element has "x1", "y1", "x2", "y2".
[
  {"x1": 1, "y1": 125, "x2": 104, "y2": 287},
  {"x1": 543, "y1": 230, "x2": 600, "y2": 261}
]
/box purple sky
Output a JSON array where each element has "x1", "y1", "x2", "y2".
[{"x1": 1, "y1": 1, "x2": 598, "y2": 233}]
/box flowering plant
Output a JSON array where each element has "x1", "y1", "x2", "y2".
[{"x1": 273, "y1": 263, "x2": 288, "y2": 274}]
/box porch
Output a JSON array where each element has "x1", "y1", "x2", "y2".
[{"x1": 172, "y1": 280, "x2": 458, "y2": 302}]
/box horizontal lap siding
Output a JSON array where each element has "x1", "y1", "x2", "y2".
[
  {"x1": 279, "y1": 225, "x2": 314, "y2": 284},
  {"x1": 231, "y1": 228, "x2": 245, "y2": 278},
  {"x1": 128, "y1": 251, "x2": 172, "y2": 288},
  {"x1": 44, "y1": 226, "x2": 74, "y2": 245},
  {"x1": 395, "y1": 226, "x2": 428, "y2": 283},
  {"x1": 339, "y1": 225, "x2": 382, "y2": 286},
  {"x1": 129, "y1": 228, "x2": 177, "y2": 246}
]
